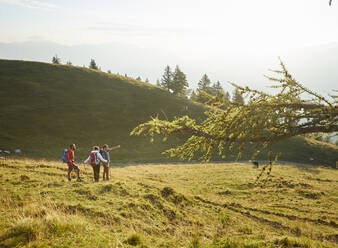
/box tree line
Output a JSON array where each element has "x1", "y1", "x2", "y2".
[
  {"x1": 156, "y1": 65, "x2": 244, "y2": 107},
  {"x1": 52, "y1": 55, "x2": 244, "y2": 106},
  {"x1": 52, "y1": 55, "x2": 100, "y2": 70}
]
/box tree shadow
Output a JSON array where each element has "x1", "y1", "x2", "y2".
[{"x1": 290, "y1": 164, "x2": 321, "y2": 175}]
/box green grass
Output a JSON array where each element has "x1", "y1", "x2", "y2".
[
  {"x1": 0, "y1": 59, "x2": 205, "y2": 162},
  {"x1": 0, "y1": 158, "x2": 337, "y2": 247},
  {"x1": 0, "y1": 59, "x2": 337, "y2": 165}
]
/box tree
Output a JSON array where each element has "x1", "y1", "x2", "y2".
[
  {"x1": 145, "y1": 78, "x2": 149, "y2": 83},
  {"x1": 198, "y1": 74, "x2": 212, "y2": 92},
  {"x1": 159, "y1": 65, "x2": 173, "y2": 92},
  {"x1": 224, "y1": 91, "x2": 230, "y2": 102},
  {"x1": 190, "y1": 90, "x2": 198, "y2": 102},
  {"x1": 66, "y1": 61, "x2": 72, "y2": 66},
  {"x1": 156, "y1": 79, "x2": 161, "y2": 87},
  {"x1": 232, "y1": 88, "x2": 245, "y2": 104},
  {"x1": 136, "y1": 76, "x2": 142, "y2": 81},
  {"x1": 131, "y1": 60, "x2": 338, "y2": 164},
  {"x1": 172, "y1": 66, "x2": 189, "y2": 97},
  {"x1": 107, "y1": 70, "x2": 112, "y2": 74},
  {"x1": 89, "y1": 59, "x2": 98, "y2": 70},
  {"x1": 196, "y1": 74, "x2": 213, "y2": 103},
  {"x1": 211, "y1": 81, "x2": 224, "y2": 97},
  {"x1": 52, "y1": 55, "x2": 61, "y2": 64}
]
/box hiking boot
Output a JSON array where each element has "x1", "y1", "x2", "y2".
[{"x1": 77, "y1": 177, "x2": 83, "y2": 182}]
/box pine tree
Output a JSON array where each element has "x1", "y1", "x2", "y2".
[
  {"x1": 136, "y1": 76, "x2": 142, "y2": 81},
  {"x1": 107, "y1": 70, "x2": 112, "y2": 74},
  {"x1": 172, "y1": 66, "x2": 189, "y2": 97},
  {"x1": 160, "y1": 65, "x2": 173, "y2": 92},
  {"x1": 232, "y1": 88, "x2": 244, "y2": 104},
  {"x1": 66, "y1": 61, "x2": 72, "y2": 66},
  {"x1": 198, "y1": 74, "x2": 212, "y2": 92},
  {"x1": 212, "y1": 81, "x2": 224, "y2": 97},
  {"x1": 190, "y1": 90, "x2": 198, "y2": 102},
  {"x1": 89, "y1": 59, "x2": 98, "y2": 70},
  {"x1": 156, "y1": 79, "x2": 161, "y2": 87},
  {"x1": 52, "y1": 55, "x2": 61, "y2": 64},
  {"x1": 145, "y1": 78, "x2": 149, "y2": 83},
  {"x1": 224, "y1": 91, "x2": 230, "y2": 101},
  {"x1": 197, "y1": 74, "x2": 213, "y2": 103}
]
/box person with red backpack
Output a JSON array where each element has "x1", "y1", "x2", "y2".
[
  {"x1": 84, "y1": 146, "x2": 108, "y2": 182},
  {"x1": 66, "y1": 144, "x2": 82, "y2": 182}
]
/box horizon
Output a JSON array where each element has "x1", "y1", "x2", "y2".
[{"x1": 0, "y1": 0, "x2": 337, "y2": 94}]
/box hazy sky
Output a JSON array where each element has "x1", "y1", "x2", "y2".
[
  {"x1": 0, "y1": 0, "x2": 337, "y2": 95},
  {"x1": 1, "y1": 0, "x2": 338, "y2": 54}
]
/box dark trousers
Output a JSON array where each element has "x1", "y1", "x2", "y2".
[
  {"x1": 103, "y1": 164, "x2": 109, "y2": 180},
  {"x1": 92, "y1": 164, "x2": 100, "y2": 182}
]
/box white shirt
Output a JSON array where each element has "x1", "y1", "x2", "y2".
[{"x1": 84, "y1": 150, "x2": 107, "y2": 164}]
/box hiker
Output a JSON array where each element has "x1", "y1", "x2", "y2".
[
  {"x1": 101, "y1": 144, "x2": 120, "y2": 181},
  {"x1": 66, "y1": 144, "x2": 82, "y2": 182},
  {"x1": 84, "y1": 146, "x2": 107, "y2": 182}
]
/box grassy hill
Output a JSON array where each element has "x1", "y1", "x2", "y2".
[
  {"x1": 0, "y1": 59, "x2": 205, "y2": 161},
  {"x1": 0, "y1": 158, "x2": 337, "y2": 247},
  {"x1": 0, "y1": 59, "x2": 337, "y2": 165}
]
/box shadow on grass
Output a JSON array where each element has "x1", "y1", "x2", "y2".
[{"x1": 290, "y1": 164, "x2": 321, "y2": 175}]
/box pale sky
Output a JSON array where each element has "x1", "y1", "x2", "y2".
[
  {"x1": 1, "y1": 0, "x2": 338, "y2": 54},
  {"x1": 0, "y1": 0, "x2": 337, "y2": 96}
]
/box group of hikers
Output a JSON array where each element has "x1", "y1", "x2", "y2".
[{"x1": 64, "y1": 143, "x2": 120, "y2": 182}]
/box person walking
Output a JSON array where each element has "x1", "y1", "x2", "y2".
[{"x1": 66, "y1": 144, "x2": 82, "y2": 182}]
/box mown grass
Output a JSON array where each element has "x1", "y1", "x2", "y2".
[
  {"x1": 0, "y1": 59, "x2": 337, "y2": 165},
  {"x1": 0, "y1": 158, "x2": 337, "y2": 247}
]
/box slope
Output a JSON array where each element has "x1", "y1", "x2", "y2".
[
  {"x1": 0, "y1": 59, "x2": 337, "y2": 165},
  {"x1": 0, "y1": 59, "x2": 205, "y2": 161}
]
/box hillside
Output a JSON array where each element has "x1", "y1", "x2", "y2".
[
  {"x1": 0, "y1": 159, "x2": 337, "y2": 247},
  {"x1": 0, "y1": 59, "x2": 337, "y2": 165},
  {"x1": 0, "y1": 59, "x2": 205, "y2": 161}
]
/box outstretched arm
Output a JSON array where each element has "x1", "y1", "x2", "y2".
[
  {"x1": 83, "y1": 155, "x2": 91, "y2": 164},
  {"x1": 109, "y1": 145, "x2": 120, "y2": 151}
]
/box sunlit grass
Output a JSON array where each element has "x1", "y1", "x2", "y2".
[{"x1": 0, "y1": 158, "x2": 337, "y2": 247}]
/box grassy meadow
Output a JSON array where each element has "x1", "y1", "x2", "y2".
[{"x1": 0, "y1": 158, "x2": 337, "y2": 247}]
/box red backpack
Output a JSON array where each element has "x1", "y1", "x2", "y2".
[{"x1": 90, "y1": 152, "x2": 99, "y2": 166}]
